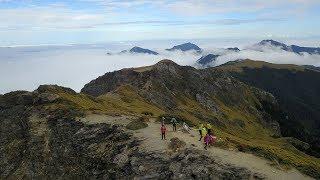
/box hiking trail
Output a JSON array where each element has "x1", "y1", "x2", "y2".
[{"x1": 80, "y1": 114, "x2": 313, "y2": 180}]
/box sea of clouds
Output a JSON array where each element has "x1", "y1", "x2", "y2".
[
  {"x1": 0, "y1": 41, "x2": 319, "y2": 94},
  {"x1": 0, "y1": 44, "x2": 201, "y2": 94}
]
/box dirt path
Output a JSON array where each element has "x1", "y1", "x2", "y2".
[{"x1": 81, "y1": 114, "x2": 313, "y2": 180}]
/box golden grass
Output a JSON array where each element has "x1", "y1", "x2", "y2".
[
  {"x1": 216, "y1": 59, "x2": 305, "y2": 72},
  {"x1": 44, "y1": 84, "x2": 164, "y2": 117}
]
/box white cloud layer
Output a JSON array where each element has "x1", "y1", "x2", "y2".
[
  {"x1": 0, "y1": 42, "x2": 319, "y2": 94},
  {"x1": 211, "y1": 48, "x2": 320, "y2": 67},
  {"x1": 0, "y1": 46, "x2": 200, "y2": 94}
]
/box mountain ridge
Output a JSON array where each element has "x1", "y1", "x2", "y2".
[
  {"x1": 119, "y1": 46, "x2": 159, "y2": 55},
  {"x1": 166, "y1": 42, "x2": 202, "y2": 53},
  {"x1": 255, "y1": 39, "x2": 320, "y2": 54},
  {"x1": 197, "y1": 54, "x2": 220, "y2": 66}
]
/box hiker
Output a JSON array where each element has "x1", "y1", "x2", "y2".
[
  {"x1": 204, "y1": 131, "x2": 217, "y2": 150},
  {"x1": 198, "y1": 123, "x2": 204, "y2": 141},
  {"x1": 182, "y1": 122, "x2": 191, "y2": 133},
  {"x1": 204, "y1": 133, "x2": 211, "y2": 150},
  {"x1": 201, "y1": 127, "x2": 207, "y2": 142},
  {"x1": 161, "y1": 123, "x2": 167, "y2": 140},
  {"x1": 171, "y1": 117, "x2": 177, "y2": 131},
  {"x1": 162, "y1": 117, "x2": 165, "y2": 125},
  {"x1": 206, "y1": 123, "x2": 212, "y2": 134}
]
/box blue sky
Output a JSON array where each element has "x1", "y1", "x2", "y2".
[{"x1": 0, "y1": 0, "x2": 319, "y2": 46}]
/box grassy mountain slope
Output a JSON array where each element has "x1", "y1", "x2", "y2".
[{"x1": 215, "y1": 59, "x2": 320, "y2": 158}]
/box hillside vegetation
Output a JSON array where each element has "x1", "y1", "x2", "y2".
[{"x1": 216, "y1": 59, "x2": 320, "y2": 158}]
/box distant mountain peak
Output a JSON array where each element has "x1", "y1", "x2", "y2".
[
  {"x1": 197, "y1": 54, "x2": 220, "y2": 66},
  {"x1": 226, "y1": 47, "x2": 240, "y2": 52},
  {"x1": 129, "y1": 46, "x2": 159, "y2": 55},
  {"x1": 185, "y1": 42, "x2": 197, "y2": 46},
  {"x1": 166, "y1": 42, "x2": 202, "y2": 53},
  {"x1": 256, "y1": 40, "x2": 320, "y2": 54},
  {"x1": 290, "y1": 45, "x2": 320, "y2": 55},
  {"x1": 259, "y1": 39, "x2": 283, "y2": 44},
  {"x1": 257, "y1": 39, "x2": 290, "y2": 51}
]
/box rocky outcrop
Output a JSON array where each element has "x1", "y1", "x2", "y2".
[
  {"x1": 0, "y1": 91, "x2": 136, "y2": 178},
  {"x1": 0, "y1": 91, "x2": 59, "y2": 109}
]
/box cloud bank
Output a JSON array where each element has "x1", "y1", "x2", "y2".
[
  {"x1": 0, "y1": 46, "x2": 200, "y2": 94},
  {"x1": 1, "y1": 42, "x2": 320, "y2": 94},
  {"x1": 212, "y1": 48, "x2": 320, "y2": 67}
]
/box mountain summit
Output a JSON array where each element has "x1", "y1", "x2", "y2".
[
  {"x1": 119, "y1": 46, "x2": 159, "y2": 55},
  {"x1": 257, "y1": 39, "x2": 291, "y2": 51},
  {"x1": 166, "y1": 42, "x2": 202, "y2": 53},
  {"x1": 129, "y1": 46, "x2": 159, "y2": 55},
  {"x1": 226, "y1": 47, "x2": 240, "y2": 52},
  {"x1": 256, "y1": 39, "x2": 320, "y2": 54},
  {"x1": 197, "y1": 54, "x2": 220, "y2": 66}
]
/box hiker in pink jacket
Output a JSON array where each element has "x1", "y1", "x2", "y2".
[
  {"x1": 204, "y1": 132, "x2": 217, "y2": 150},
  {"x1": 204, "y1": 133, "x2": 211, "y2": 150}
]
